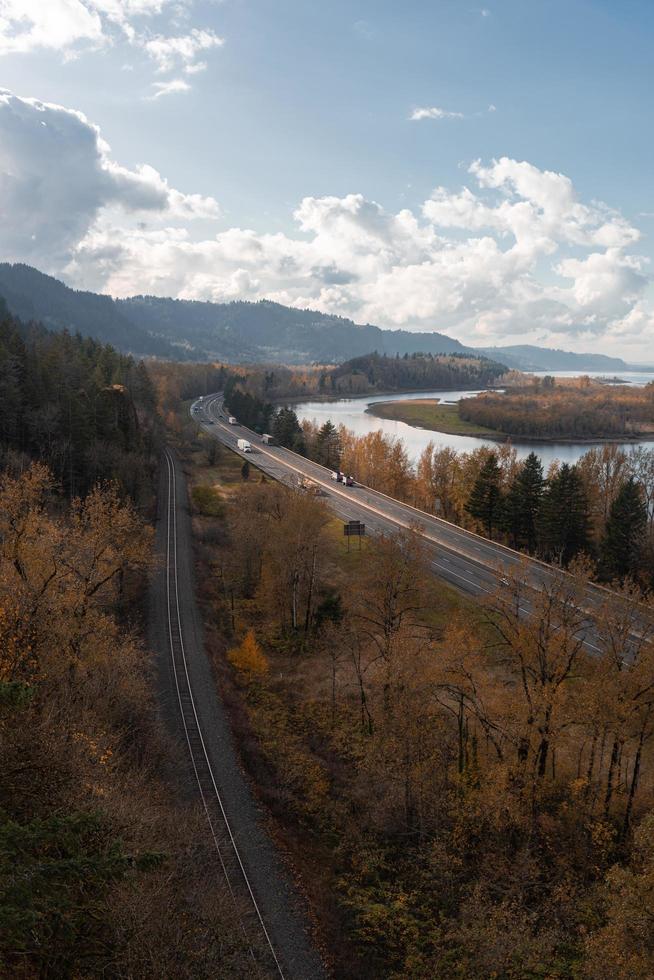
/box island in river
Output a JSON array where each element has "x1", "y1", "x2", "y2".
[
  {"x1": 369, "y1": 379, "x2": 654, "y2": 443},
  {"x1": 367, "y1": 399, "x2": 505, "y2": 438}
]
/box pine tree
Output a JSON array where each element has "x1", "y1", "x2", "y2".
[
  {"x1": 502, "y1": 452, "x2": 544, "y2": 551},
  {"x1": 315, "y1": 420, "x2": 340, "y2": 469},
  {"x1": 539, "y1": 463, "x2": 591, "y2": 564},
  {"x1": 599, "y1": 477, "x2": 647, "y2": 582},
  {"x1": 465, "y1": 452, "x2": 503, "y2": 538},
  {"x1": 272, "y1": 407, "x2": 305, "y2": 453}
]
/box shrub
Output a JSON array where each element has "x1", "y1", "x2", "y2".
[
  {"x1": 228, "y1": 630, "x2": 269, "y2": 680},
  {"x1": 191, "y1": 484, "x2": 225, "y2": 518}
]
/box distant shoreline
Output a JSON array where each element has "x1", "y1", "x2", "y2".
[
  {"x1": 279, "y1": 384, "x2": 502, "y2": 406},
  {"x1": 366, "y1": 398, "x2": 652, "y2": 445}
]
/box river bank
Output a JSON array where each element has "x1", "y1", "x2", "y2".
[
  {"x1": 366, "y1": 399, "x2": 504, "y2": 439},
  {"x1": 279, "y1": 383, "x2": 505, "y2": 406},
  {"x1": 293, "y1": 385, "x2": 654, "y2": 469},
  {"x1": 368, "y1": 397, "x2": 653, "y2": 445}
]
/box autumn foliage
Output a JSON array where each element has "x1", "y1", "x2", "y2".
[
  {"x1": 228, "y1": 629, "x2": 269, "y2": 679},
  {"x1": 459, "y1": 378, "x2": 654, "y2": 439},
  {"x1": 190, "y1": 457, "x2": 654, "y2": 979},
  {"x1": 0, "y1": 466, "x2": 253, "y2": 978}
]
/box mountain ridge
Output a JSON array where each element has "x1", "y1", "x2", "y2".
[{"x1": 0, "y1": 262, "x2": 639, "y2": 372}]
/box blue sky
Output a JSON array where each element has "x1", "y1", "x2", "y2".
[{"x1": 0, "y1": 0, "x2": 653, "y2": 357}]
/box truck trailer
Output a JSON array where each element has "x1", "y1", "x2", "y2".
[
  {"x1": 237, "y1": 439, "x2": 252, "y2": 453},
  {"x1": 331, "y1": 471, "x2": 355, "y2": 486}
]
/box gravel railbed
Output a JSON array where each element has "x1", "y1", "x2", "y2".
[{"x1": 148, "y1": 450, "x2": 328, "y2": 980}]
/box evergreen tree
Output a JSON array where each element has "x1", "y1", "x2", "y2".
[
  {"x1": 315, "y1": 420, "x2": 340, "y2": 469},
  {"x1": 502, "y1": 452, "x2": 544, "y2": 551},
  {"x1": 599, "y1": 477, "x2": 647, "y2": 582},
  {"x1": 0, "y1": 808, "x2": 160, "y2": 977},
  {"x1": 465, "y1": 452, "x2": 503, "y2": 538},
  {"x1": 271, "y1": 407, "x2": 305, "y2": 453},
  {"x1": 539, "y1": 463, "x2": 591, "y2": 564}
]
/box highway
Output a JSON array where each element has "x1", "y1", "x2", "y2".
[
  {"x1": 194, "y1": 394, "x2": 524, "y2": 593},
  {"x1": 191, "y1": 393, "x2": 623, "y2": 653}
]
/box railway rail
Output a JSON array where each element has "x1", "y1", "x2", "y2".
[{"x1": 163, "y1": 448, "x2": 286, "y2": 979}]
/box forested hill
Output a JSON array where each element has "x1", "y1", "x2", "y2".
[
  {"x1": 0, "y1": 263, "x2": 177, "y2": 358},
  {"x1": 477, "y1": 343, "x2": 627, "y2": 372},
  {"x1": 118, "y1": 294, "x2": 470, "y2": 362},
  {"x1": 0, "y1": 263, "x2": 635, "y2": 370},
  {"x1": 0, "y1": 303, "x2": 158, "y2": 502},
  {"x1": 330, "y1": 351, "x2": 506, "y2": 393},
  {"x1": 0, "y1": 263, "x2": 471, "y2": 363}
]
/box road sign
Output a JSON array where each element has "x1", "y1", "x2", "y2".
[{"x1": 343, "y1": 521, "x2": 365, "y2": 537}]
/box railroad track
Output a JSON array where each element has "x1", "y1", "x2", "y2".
[{"x1": 163, "y1": 448, "x2": 286, "y2": 979}]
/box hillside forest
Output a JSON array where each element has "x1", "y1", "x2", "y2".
[
  {"x1": 0, "y1": 303, "x2": 158, "y2": 504},
  {"x1": 0, "y1": 309, "x2": 254, "y2": 977},
  {"x1": 225, "y1": 351, "x2": 506, "y2": 404},
  {"x1": 184, "y1": 427, "x2": 654, "y2": 979},
  {"x1": 4, "y1": 309, "x2": 654, "y2": 980}
]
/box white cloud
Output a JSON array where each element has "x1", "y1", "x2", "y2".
[
  {"x1": 184, "y1": 59, "x2": 206, "y2": 75},
  {"x1": 0, "y1": 1, "x2": 224, "y2": 95},
  {"x1": 148, "y1": 77, "x2": 192, "y2": 98},
  {"x1": 0, "y1": 89, "x2": 218, "y2": 266},
  {"x1": 141, "y1": 27, "x2": 223, "y2": 73},
  {"x1": 410, "y1": 106, "x2": 465, "y2": 121},
  {"x1": 1, "y1": 90, "x2": 652, "y2": 355},
  {"x1": 0, "y1": 0, "x2": 104, "y2": 55},
  {"x1": 0, "y1": 0, "x2": 174, "y2": 54}
]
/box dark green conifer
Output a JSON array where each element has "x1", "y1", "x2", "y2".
[
  {"x1": 315, "y1": 420, "x2": 340, "y2": 469},
  {"x1": 502, "y1": 451, "x2": 544, "y2": 551},
  {"x1": 539, "y1": 463, "x2": 591, "y2": 564},
  {"x1": 465, "y1": 452, "x2": 503, "y2": 538},
  {"x1": 599, "y1": 477, "x2": 647, "y2": 582}
]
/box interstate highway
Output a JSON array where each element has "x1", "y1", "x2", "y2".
[{"x1": 191, "y1": 393, "x2": 630, "y2": 652}]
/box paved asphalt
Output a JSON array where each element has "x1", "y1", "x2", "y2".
[
  {"x1": 150, "y1": 449, "x2": 328, "y2": 980},
  {"x1": 193, "y1": 393, "x2": 638, "y2": 656}
]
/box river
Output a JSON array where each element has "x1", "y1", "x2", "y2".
[{"x1": 294, "y1": 371, "x2": 654, "y2": 470}]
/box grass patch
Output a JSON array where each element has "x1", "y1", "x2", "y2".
[
  {"x1": 191, "y1": 484, "x2": 226, "y2": 517},
  {"x1": 367, "y1": 399, "x2": 503, "y2": 437}
]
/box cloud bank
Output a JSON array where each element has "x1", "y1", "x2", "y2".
[
  {"x1": 0, "y1": 90, "x2": 218, "y2": 265},
  {"x1": 0, "y1": 90, "x2": 651, "y2": 354}
]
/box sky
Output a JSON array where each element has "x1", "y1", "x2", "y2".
[{"x1": 0, "y1": 0, "x2": 653, "y2": 359}]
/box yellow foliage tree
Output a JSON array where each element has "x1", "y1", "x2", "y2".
[{"x1": 228, "y1": 630, "x2": 268, "y2": 680}]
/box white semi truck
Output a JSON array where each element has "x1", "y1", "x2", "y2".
[
  {"x1": 237, "y1": 439, "x2": 252, "y2": 453},
  {"x1": 331, "y1": 470, "x2": 355, "y2": 487}
]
